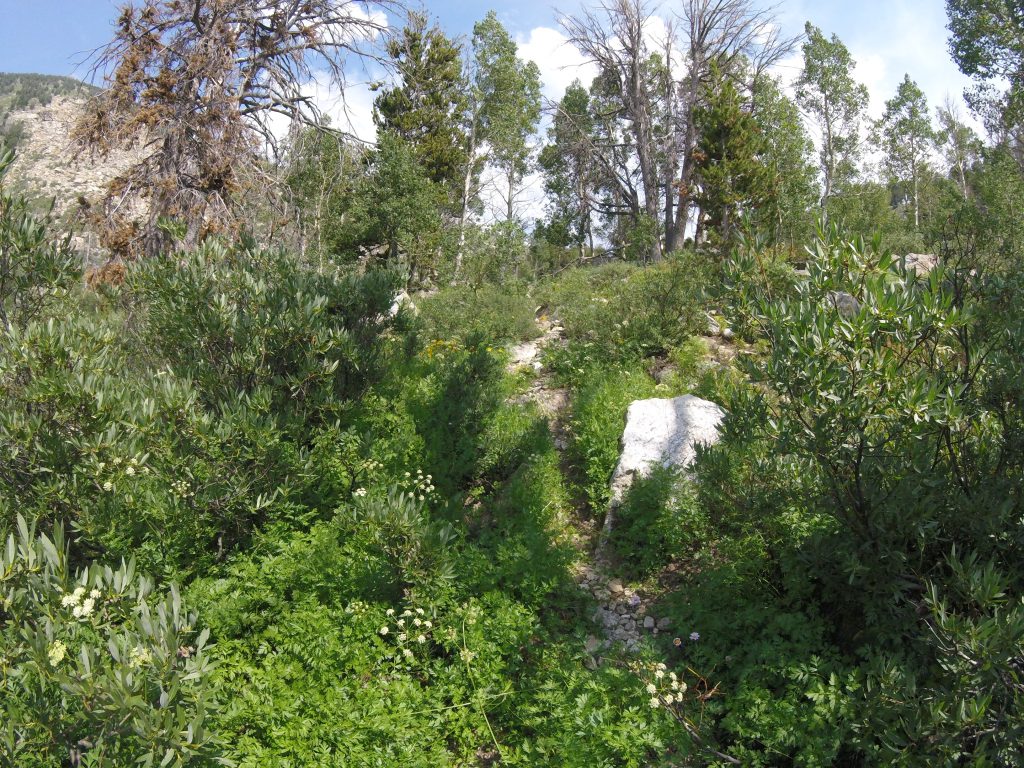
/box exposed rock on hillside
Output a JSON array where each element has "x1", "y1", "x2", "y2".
[
  {"x1": 4, "y1": 95, "x2": 150, "y2": 262},
  {"x1": 608, "y1": 395, "x2": 725, "y2": 514}
]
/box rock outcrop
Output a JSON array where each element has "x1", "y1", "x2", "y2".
[{"x1": 607, "y1": 395, "x2": 725, "y2": 529}]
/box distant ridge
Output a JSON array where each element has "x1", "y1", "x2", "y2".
[{"x1": 0, "y1": 72, "x2": 99, "y2": 115}]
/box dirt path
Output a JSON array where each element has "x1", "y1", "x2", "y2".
[{"x1": 507, "y1": 321, "x2": 673, "y2": 654}]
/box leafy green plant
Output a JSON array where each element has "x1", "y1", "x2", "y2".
[
  {"x1": 417, "y1": 283, "x2": 539, "y2": 346},
  {"x1": 567, "y1": 365, "x2": 655, "y2": 511},
  {"x1": 0, "y1": 145, "x2": 80, "y2": 335},
  {"x1": 0, "y1": 516, "x2": 223, "y2": 767}
]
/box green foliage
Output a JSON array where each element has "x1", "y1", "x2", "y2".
[
  {"x1": 714, "y1": 223, "x2": 1024, "y2": 762},
  {"x1": 873, "y1": 74, "x2": 935, "y2": 228},
  {"x1": 418, "y1": 283, "x2": 539, "y2": 347},
  {"x1": 541, "y1": 254, "x2": 711, "y2": 384},
  {"x1": 610, "y1": 467, "x2": 708, "y2": 578},
  {"x1": 753, "y1": 75, "x2": 819, "y2": 249},
  {"x1": 568, "y1": 366, "x2": 655, "y2": 511},
  {"x1": 470, "y1": 11, "x2": 542, "y2": 221},
  {"x1": 538, "y1": 80, "x2": 597, "y2": 258},
  {"x1": 0, "y1": 72, "x2": 98, "y2": 113},
  {"x1": 0, "y1": 146, "x2": 80, "y2": 334},
  {"x1": 341, "y1": 131, "x2": 446, "y2": 281},
  {"x1": 129, "y1": 244, "x2": 402, "y2": 421},
  {"x1": 796, "y1": 23, "x2": 870, "y2": 210},
  {"x1": 946, "y1": 0, "x2": 1024, "y2": 145},
  {"x1": 0, "y1": 516, "x2": 222, "y2": 767},
  {"x1": 374, "y1": 12, "x2": 468, "y2": 192},
  {"x1": 692, "y1": 66, "x2": 774, "y2": 246}
]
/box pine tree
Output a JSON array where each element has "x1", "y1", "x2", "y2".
[
  {"x1": 691, "y1": 67, "x2": 773, "y2": 246},
  {"x1": 374, "y1": 12, "x2": 468, "y2": 194}
]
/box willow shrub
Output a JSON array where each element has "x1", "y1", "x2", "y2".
[{"x1": 0, "y1": 516, "x2": 222, "y2": 767}]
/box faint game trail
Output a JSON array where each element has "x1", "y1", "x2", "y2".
[{"x1": 507, "y1": 318, "x2": 672, "y2": 654}]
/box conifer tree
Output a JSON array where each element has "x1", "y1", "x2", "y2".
[
  {"x1": 374, "y1": 12, "x2": 468, "y2": 194},
  {"x1": 691, "y1": 67, "x2": 772, "y2": 246}
]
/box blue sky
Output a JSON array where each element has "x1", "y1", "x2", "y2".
[{"x1": 0, "y1": 0, "x2": 977, "y2": 130}]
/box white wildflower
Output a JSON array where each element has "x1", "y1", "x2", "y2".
[
  {"x1": 48, "y1": 641, "x2": 67, "y2": 666},
  {"x1": 89, "y1": 588, "x2": 101, "y2": 600},
  {"x1": 379, "y1": 626, "x2": 389, "y2": 636},
  {"x1": 646, "y1": 683, "x2": 657, "y2": 694},
  {"x1": 416, "y1": 634, "x2": 426, "y2": 644},
  {"x1": 649, "y1": 697, "x2": 660, "y2": 709}
]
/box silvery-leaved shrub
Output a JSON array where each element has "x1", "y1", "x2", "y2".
[
  {"x1": 0, "y1": 515, "x2": 226, "y2": 767},
  {"x1": 0, "y1": 144, "x2": 80, "y2": 336}
]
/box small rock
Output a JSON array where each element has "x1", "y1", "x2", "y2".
[
  {"x1": 722, "y1": 327, "x2": 734, "y2": 341},
  {"x1": 643, "y1": 616, "x2": 655, "y2": 630},
  {"x1": 608, "y1": 579, "x2": 624, "y2": 594},
  {"x1": 584, "y1": 635, "x2": 603, "y2": 654},
  {"x1": 657, "y1": 617, "x2": 672, "y2": 631}
]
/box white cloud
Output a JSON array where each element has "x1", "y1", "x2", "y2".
[{"x1": 517, "y1": 26, "x2": 599, "y2": 101}]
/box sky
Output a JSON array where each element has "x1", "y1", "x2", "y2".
[
  {"x1": 0, "y1": 0, "x2": 979, "y2": 218},
  {"x1": 0, "y1": 0, "x2": 975, "y2": 119}
]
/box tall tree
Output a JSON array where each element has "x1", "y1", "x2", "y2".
[
  {"x1": 690, "y1": 66, "x2": 773, "y2": 246},
  {"x1": 561, "y1": 0, "x2": 664, "y2": 262},
  {"x1": 946, "y1": 0, "x2": 1024, "y2": 163},
  {"x1": 935, "y1": 97, "x2": 983, "y2": 199},
  {"x1": 795, "y1": 23, "x2": 870, "y2": 219},
  {"x1": 374, "y1": 12, "x2": 468, "y2": 193},
  {"x1": 454, "y1": 12, "x2": 542, "y2": 272},
  {"x1": 672, "y1": 0, "x2": 796, "y2": 248},
  {"x1": 75, "y1": 0, "x2": 394, "y2": 259},
  {"x1": 752, "y1": 74, "x2": 818, "y2": 247},
  {"x1": 874, "y1": 75, "x2": 935, "y2": 229},
  {"x1": 474, "y1": 13, "x2": 542, "y2": 224},
  {"x1": 539, "y1": 81, "x2": 599, "y2": 261}
]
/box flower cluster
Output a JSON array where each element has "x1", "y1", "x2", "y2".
[
  {"x1": 48, "y1": 640, "x2": 67, "y2": 667},
  {"x1": 401, "y1": 469, "x2": 435, "y2": 502},
  {"x1": 96, "y1": 455, "x2": 149, "y2": 493},
  {"x1": 344, "y1": 600, "x2": 370, "y2": 615},
  {"x1": 128, "y1": 645, "x2": 153, "y2": 668},
  {"x1": 378, "y1": 606, "x2": 435, "y2": 665},
  {"x1": 171, "y1": 478, "x2": 194, "y2": 499},
  {"x1": 637, "y1": 662, "x2": 688, "y2": 710},
  {"x1": 424, "y1": 338, "x2": 461, "y2": 360},
  {"x1": 672, "y1": 630, "x2": 701, "y2": 648},
  {"x1": 61, "y1": 586, "x2": 101, "y2": 620}
]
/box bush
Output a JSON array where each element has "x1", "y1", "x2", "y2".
[
  {"x1": 610, "y1": 467, "x2": 708, "y2": 578},
  {"x1": 567, "y1": 365, "x2": 656, "y2": 512},
  {"x1": 0, "y1": 516, "x2": 222, "y2": 767},
  {"x1": 417, "y1": 283, "x2": 539, "y2": 346},
  {"x1": 540, "y1": 252, "x2": 711, "y2": 385},
  {"x1": 129, "y1": 244, "x2": 404, "y2": 424},
  {"x1": 0, "y1": 145, "x2": 80, "y2": 334}
]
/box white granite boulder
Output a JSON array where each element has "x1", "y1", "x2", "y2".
[{"x1": 607, "y1": 395, "x2": 725, "y2": 529}]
